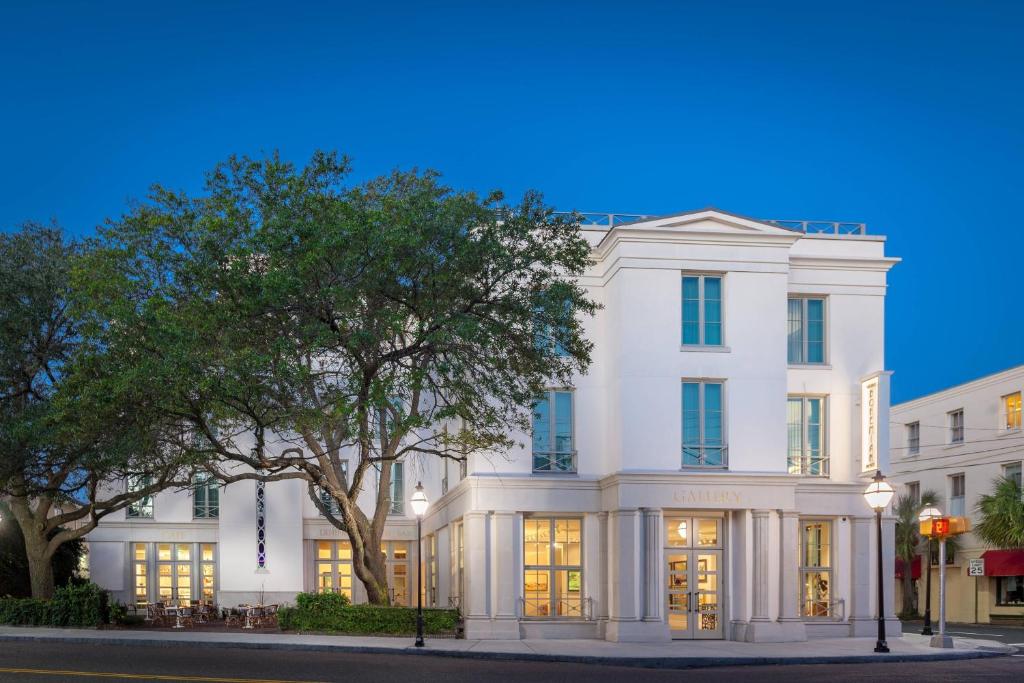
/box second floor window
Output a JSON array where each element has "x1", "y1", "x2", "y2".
[
  {"x1": 949, "y1": 473, "x2": 965, "y2": 516},
  {"x1": 1004, "y1": 392, "x2": 1022, "y2": 431},
  {"x1": 949, "y1": 409, "x2": 964, "y2": 444},
  {"x1": 681, "y1": 274, "x2": 723, "y2": 346},
  {"x1": 319, "y1": 461, "x2": 349, "y2": 516},
  {"x1": 682, "y1": 380, "x2": 725, "y2": 467},
  {"x1": 787, "y1": 297, "x2": 825, "y2": 364},
  {"x1": 906, "y1": 481, "x2": 920, "y2": 504},
  {"x1": 787, "y1": 396, "x2": 827, "y2": 476},
  {"x1": 126, "y1": 475, "x2": 154, "y2": 519},
  {"x1": 192, "y1": 473, "x2": 219, "y2": 518},
  {"x1": 1003, "y1": 462, "x2": 1022, "y2": 488},
  {"x1": 532, "y1": 390, "x2": 575, "y2": 473},
  {"x1": 906, "y1": 422, "x2": 920, "y2": 454},
  {"x1": 389, "y1": 462, "x2": 404, "y2": 515}
]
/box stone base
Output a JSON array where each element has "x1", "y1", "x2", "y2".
[
  {"x1": 930, "y1": 634, "x2": 955, "y2": 648},
  {"x1": 850, "y1": 617, "x2": 902, "y2": 638},
  {"x1": 742, "y1": 619, "x2": 807, "y2": 643},
  {"x1": 605, "y1": 619, "x2": 670, "y2": 642},
  {"x1": 217, "y1": 591, "x2": 297, "y2": 607},
  {"x1": 464, "y1": 617, "x2": 521, "y2": 640}
]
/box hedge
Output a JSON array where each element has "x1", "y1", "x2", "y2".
[
  {"x1": 278, "y1": 592, "x2": 460, "y2": 636},
  {"x1": 0, "y1": 582, "x2": 109, "y2": 627}
]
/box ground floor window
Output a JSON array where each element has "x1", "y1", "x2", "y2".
[
  {"x1": 996, "y1": 576, "x2": 1024, "y2": 606},
  {"x1": 428, "y1": 534, "x2": 437, "y2": 607},
  {"x1": 133, "y1": 542, "x2": 216, "y2": 606},
  {"x1": 523, "y1": 517, "x2": 582, "y2": 618},
  {"x1": 800, "y1": 520, "x2": 832, "y2": 618},
  {"x1": 316, "y1": 540, "x2": 353, "y2": 600},
  {"x1": 450, "y1": 521, "x2": 464, "y2": 610},
  {"x1": 382, "y1": 541, "x2": 409, "y2": 606}
]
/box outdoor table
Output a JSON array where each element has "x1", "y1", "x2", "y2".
[
  {"x1": 164, "y1": 605, "x2": 187, "y2": 629},
  {"x1": 242, "y1": 605, "x2": 263, "y2": 630}
]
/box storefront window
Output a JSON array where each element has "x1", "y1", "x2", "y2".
[
  {"x1": 996, "y1": 576, "x2": 1024, "y2": 606},
  {"x1": 316, "y1": 540, "x2": 353, "y2": 599},
  {"x1": 133, "y1": 543, "x2": 148, "y2": 607},
  {"x1": 450, "y1": 521, "x2": 464, "y2": 609},
  {"x1": 800, "y1": 520, "x2": 832, "y2": 617},
  {"x1": 523, "y1": 518, "x2": 582, "y2": 618},
  {"x1": 381, "y1": 541, "x2": 409, "y2": 605}
]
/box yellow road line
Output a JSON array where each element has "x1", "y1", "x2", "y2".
[{"x1": 0, "y1": 668, "x2": 325, "y2": 683}]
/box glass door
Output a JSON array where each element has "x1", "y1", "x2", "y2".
[{"x1": 664, "y1": 516, "x2": 724, "y2": 639}]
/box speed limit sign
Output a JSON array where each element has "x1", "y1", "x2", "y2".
[{"x1": 968, "y1": 558, "x2": 985, "y2": 577}]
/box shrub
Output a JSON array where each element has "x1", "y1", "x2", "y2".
[
  {"x1": 279, "y1": 592, "x2": 460, "y2": 636},
  {"x1": 0, "y1": 582, "x2": 109, "y2": 627}
]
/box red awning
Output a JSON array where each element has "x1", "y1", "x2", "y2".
[
  {"x1": 895, "y1": 555, "x2": 921, "y2": 580},
  {"x1": 981, "y1": 550, "x2": 1024, "y2": 577}
]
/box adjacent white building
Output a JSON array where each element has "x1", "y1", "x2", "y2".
[
  {"x1": 85, "y1": 208, "x2": 901, "y2": 642},
  {"x1": 891, "y1": 364, "x2": 1024, "y2": 623}
]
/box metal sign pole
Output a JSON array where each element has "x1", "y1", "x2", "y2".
[{"x1": 930, "y1": 538, "x2": 953, "y2": 648}]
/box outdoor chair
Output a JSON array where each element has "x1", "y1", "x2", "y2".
[
  {"x1": 145, "y1": 603, "x2": 166, "y2": 627},
  {"x1": 223, "y1": 607, "x2": 244, "y2": 628}
]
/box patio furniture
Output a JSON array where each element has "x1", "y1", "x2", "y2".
[
  {"x1": 144, "y1": 603, "x2": 166, "y2": 627},
  {"x1": 223, "y1": 607, "x2": 243, "y2": 628},
  {"x1": 165, "y1": 605, "x2": 195, "y2": 629}
]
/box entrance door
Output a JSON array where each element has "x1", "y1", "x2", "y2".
[{"x1": 665, "y1": 517, "x2": 724, "y2": 639}]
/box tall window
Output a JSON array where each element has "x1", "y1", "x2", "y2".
[
  {"x1": 157, "y1": 543, "x2": 193, "y2": 603},
  {"x1": 450, "y1": 520, "x2": 464, "y2": 609},
  {"x1": 787, "y1": 297, "x2": 826, "y2": 364},
  {"x1": 787, "y1": 396, "x2": 827, "y2": 476},
  {"x1": 534, "y1": 299, "x2": 570, "y2": 357},
  {"x1": 906, "y1": 481, "x2": 920, "y2": 505},
  {"x1": 132, "y1": 543, "x2": 148, "y2": 607},
  {"x1": 126, "y1": 475, "x2": 153, "y2": 519},
  {"x1": 319, "y1": 461, "x2": 349, "y2": 516},
  {"x1": 1004, "y1": 462, "x2": 1022, "y2": 488},
  {"x1": 949, "y1": 409, "x2": 964, "y2": 444},
  {"x1": 523, "y1": 518, "x2": 582, "y2": 618},
  {"x1": 1004, "y1": 393, "x2": 1022, "y2": 431},
  {"x1": 681, "y1": 274, "x2": 723, "y2": 346},
  {"x1": 682, "y1": 380, "x2": 725, "y2": 467},
  {"x1": 906, "y1": 422, "x2": 920, "y2": 455},
  {"x1": 428, "y1": 534, "x2": 438, "y2": 607},
  {"x1": 199, "y1": 544, "x2": 216, "y2": 602},
  {"x1": 532, "y1": 390, "x2": 575, "y2": 473},
  {"x1": 389, "y1": 462, "x2": 404, "y2": 515},
  {"x1": 382, "y1": 541, "x2": 409, "y2": 606},
  {"x1": 192, "y1": 473, "x2": 219, "y2": 519},
  {"x1": 316, "y1": 540, "x2": 353, "y2": 600},
  {"x1": 949, "y1": 473, "x2": 965, "y2": 516},
  {"x1": 800, "y1": 520, "x2": 832, "y2": 617}
]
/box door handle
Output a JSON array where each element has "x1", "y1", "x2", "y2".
[{"x1": 688, "y1": 591, "x2": 693, "y2": 613}]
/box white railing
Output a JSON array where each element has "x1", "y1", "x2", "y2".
[{"x1": 550, "y1": 212, "x2": 867, "y2": 234}]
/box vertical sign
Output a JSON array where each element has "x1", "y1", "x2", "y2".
[{"x1": 862, "y1": 376, "x2": 879, "y2": 472}]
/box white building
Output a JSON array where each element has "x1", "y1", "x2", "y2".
[
  {"x1": 891, "y1": 364, "x2": 1024, "y2": 623},
  {"x1": 86, "y1": 208, "x2": 901, "y2": 642}
]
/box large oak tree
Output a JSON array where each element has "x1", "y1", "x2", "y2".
[{"x1": 80, "y1": 152, "x2": 597, "y2": 603}]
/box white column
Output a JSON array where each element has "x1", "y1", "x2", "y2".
[
  {"x1": 436, "y1": 525, "x2": 451, "y2": 609},
  {"x1": 777, "y1": 511, "x2": 807, "y2": 641},
  {"x1": 642, "y1": 508, "x2": 662, "y2": 622},
  {"x1": 490, "y1": 512, "x2": 519, "y2": 624},
  {"x1": 882, "y1": 515, "x2": 902, "y2": 635},
  {"x1": 849, "y1": 515, "x2": 875, "y2": 636},
  {"x1": 583, "y1": 513, "x2": 604, "y2": 622},
  {"x1": 462, "y1": 511, "x2": 489, "y2": 626},
  {"x1": 606, "y1": 509, "x2": 668, "y2": 642},
  {"x1": 751, "y1": 509, "x2": 772, "y2": 622}
]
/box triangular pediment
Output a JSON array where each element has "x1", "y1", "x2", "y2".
[{"x1": 613, "y1": 207, "x2": 799, "y2": 237}]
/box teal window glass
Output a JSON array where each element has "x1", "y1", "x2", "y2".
[
  {"x1": 682, "y1": 381, "x2": 726, "y2": 467},
  {"x1": 787, "y1": 297, "x2": 826, "y2": 364},
  {"x1": 788, "y1": 396, "x2": 828, "y2": 476},
  {"x1": 193, "y1": 473, "x2": 219, "y2": 518},
  {"x1": 681, "y1": 275, "x2": 723, "y2": 346},
  {"x1": 533, "y1": 391, "x2": 575, "y2": 472},
  {"x1": 389, "y1": 462, "x2": 404, "y2": 515}
]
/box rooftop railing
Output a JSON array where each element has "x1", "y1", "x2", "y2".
[{"x1": 555, "y1": 212, "x2": 867, "y2": 234}]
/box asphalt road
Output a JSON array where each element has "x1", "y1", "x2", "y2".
[
  {"x1": 0, "y1": 641, "x2": 1020, "y2": 683},
  {"x1": 902, "y1": 619, "x2": 1024, "y2": 645}
]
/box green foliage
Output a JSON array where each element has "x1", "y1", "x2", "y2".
[
  {"x1": 0, "y1": 509, "x2": 85, "y2": 597},
  {"x1": 278, "y1": 592, "x2": 459, "y2": 635},
  {"x1": 975, "y1": 476, "x2": 1024, "y2": 549},
  {"x1": 0, "y1": 582, "x2": 109, "y2": 627}
]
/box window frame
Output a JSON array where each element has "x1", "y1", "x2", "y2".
[
  {"x1": 522, "y1": 516, "x2": 584, "y2": 620},
  {"x1": 389, "y1": 462, "x2": 404, "y2": 516},
  {"x1": 318, "y1": 460, "x2": 349, "y2": 516},
  {"x1": 799, "y1": 519, "x2": 833, "y2": 619},
  {"x1": 949, "y1": 473, "x2": 966, "y2": 517},
  {"x1": 1003, "y1": 392, "x2": 1022, "y2": 432},
  {"x1": 906, "y1": 481, "x2": 921, "y2": 505},
  {"x1": 315, "y1": 540, "x2": 354, "y2": 599},
  {"x1": 1003, "y1": 462, "x2": 1022, "y2": 487},
  {"x1": 787, "y1": 395, "x2": 829, "y2": 476},
  {"x1": 531, "y1": 389, "x2": 577, "y2": 474},
  {"x1": 192, "y1": 473, "x2": 219, "y2": 519},
  {"x1": 787, "y1": 296, "x2": 828, "y2": 365},
  {"x1": 948, "y1": 409, "x2": 965, "y2": 444},
  {"x1": 996, "y1": 576, "x2": 1024, "y2": 606},
  {"x1": 906, "y1": 422, "x2": 920, "y2": 455},
  {"x1": 126, "y1": 475, "x2": 154, "y2": 519},
  {"x1": 681, "y1": 379, "x2": 727, "y2": 468},
  {"x1": 681, "y1": 273, "x2": 725, "y2": 348}
]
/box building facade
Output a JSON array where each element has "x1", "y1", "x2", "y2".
[
  {"x1": 891, "y1": 364, "x2": 1024, "y2": 624},
  {"x1": 85, "y1": 208, "x2": 901, "y2": 642}
]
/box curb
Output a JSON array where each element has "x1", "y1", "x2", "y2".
[{"x1": 0, "y1": 633, "x2": 1010, "y2": 670}]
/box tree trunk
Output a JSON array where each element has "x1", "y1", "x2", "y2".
[
  {"x1": 901, "y1": 558, "x2": 915, "y2": 616},
  {"x1": 23, "y1": 525, "x2": 56, "y2": 600},
  {"x1": 350, "y1": 537, "x2": 389, "y2": 604}
]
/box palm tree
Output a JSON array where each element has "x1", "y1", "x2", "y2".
[
  {"x1": 894, "y1": 489, "x2": 938, "y2": 617},
  {"x1": 975, "y1": 476, "x2": 1024, "y2": 549}
]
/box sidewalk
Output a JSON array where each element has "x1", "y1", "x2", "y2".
[{"x1": 0, "y1": 627, "x2": 1011, "y2": 669}]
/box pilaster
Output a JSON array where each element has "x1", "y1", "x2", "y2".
[
  {"x1": 642, "y1": 508, "x2": 663, "y2": 622},
  {"x1": 777, "y1": 510, "x2": 807, "y2": 641},
  {"x1": 605, "y1": 509, "x2": 668, "y2": 642}
]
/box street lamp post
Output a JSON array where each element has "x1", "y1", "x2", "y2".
[
  {"x1": 863, "y1": 470, "x2": 895, "y2": 654},
  {"x1": 918, "y1": 506, "x2": 942, "y2": 637},
  {"x1": 409, "y1": 482, "x2": 429, "y2": 648}
]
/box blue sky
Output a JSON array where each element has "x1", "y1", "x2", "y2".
[{"x1": 2, "y1": 0, "x2": 1021, "y2": 402}]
